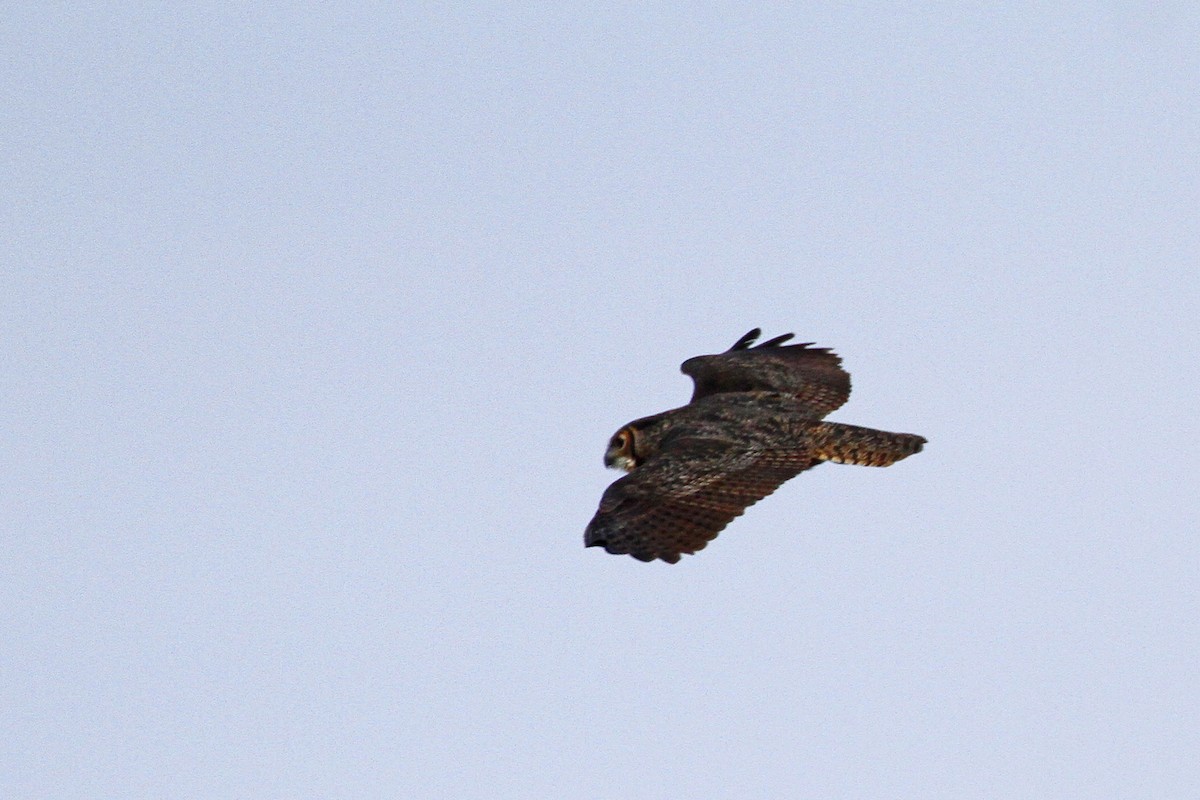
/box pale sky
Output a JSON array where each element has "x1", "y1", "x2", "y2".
[{"x1": 4, "y1": 4, "x2": 1199, "y2": 797}]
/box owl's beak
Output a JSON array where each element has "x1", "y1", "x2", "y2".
[{"x1": 605, "y1": 451, "x2": 638, "y2": 472}]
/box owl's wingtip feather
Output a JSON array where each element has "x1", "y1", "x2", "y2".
[{"x1": 728, "y1": 328, "x2": 761, "y2": 351}]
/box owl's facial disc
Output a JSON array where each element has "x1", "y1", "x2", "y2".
[{"x1": 604, "y1": 427, "x2": 639, "y2": 471}]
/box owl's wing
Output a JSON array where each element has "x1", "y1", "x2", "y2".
[
  {"x1": 584, "y1": 434, "x2": 820, "y2": 563},
  {"x1": 680, "y1": 328, "x2": 851, "y2": 417}
]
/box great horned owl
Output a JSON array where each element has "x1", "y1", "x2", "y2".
[{"x1": 585, "y1": 329, "x2": 926, "y2": 563}]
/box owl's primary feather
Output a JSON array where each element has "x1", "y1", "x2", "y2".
[
  {"x1": 681, "y1": 327, "x2": 852, "y2": 417},
  {"x1": 584, "y1": 329, "x2": 925, "y2": 563}
]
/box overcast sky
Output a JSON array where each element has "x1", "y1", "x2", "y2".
[{"x1": 4, "y1": 4, "x2": 1199, "y2": 797}]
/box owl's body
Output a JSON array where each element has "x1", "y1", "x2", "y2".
[{"x1": 585, "y1": 329, "x2": 925, "y2": 563}]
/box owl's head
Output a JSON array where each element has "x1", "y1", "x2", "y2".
[
  {"x1": 604, "y1": 411, "x2": 672, "y2": 472},
  {"x1": 604, "y1": 427, "x2": 639, "y2": 472},
  {"x1": 604, "y1": 412, "x2": 672, "y2": 470}
]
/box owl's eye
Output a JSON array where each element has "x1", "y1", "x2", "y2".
[{"x1": 611, "y1": 432, "x2": 627, "y2": 449}]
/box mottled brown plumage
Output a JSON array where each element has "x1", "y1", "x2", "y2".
[{"x1": 585, "y1": 329, "x2": 926, "y2": 563}]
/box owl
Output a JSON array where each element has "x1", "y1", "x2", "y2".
[{"x1": 585, "y1": 328, "x2": 926, "y2": 563}]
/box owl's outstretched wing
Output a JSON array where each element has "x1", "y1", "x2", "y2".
[
  {"x1": 584, "y1": 433, "x2": 820, "y2": 563},
  {"x1": 680, "y1": 328, "x2": 851, "y2": 418}
]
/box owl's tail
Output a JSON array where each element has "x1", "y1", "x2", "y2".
[{"x1": 812, "y1": 422, "x2": 926, "y2": 467}]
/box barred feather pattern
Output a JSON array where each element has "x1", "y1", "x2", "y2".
[{"x1": 813, "y1": 422, "x2": 926, "y2": 467}]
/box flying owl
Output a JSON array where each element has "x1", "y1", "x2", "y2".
[{"x1": 584, "y1": 328, "x2": 926, "y2": 563}]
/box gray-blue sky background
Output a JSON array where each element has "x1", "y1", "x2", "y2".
[{"x1": 4, "y1": 4, "x2": 1198, "y2": 797}]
